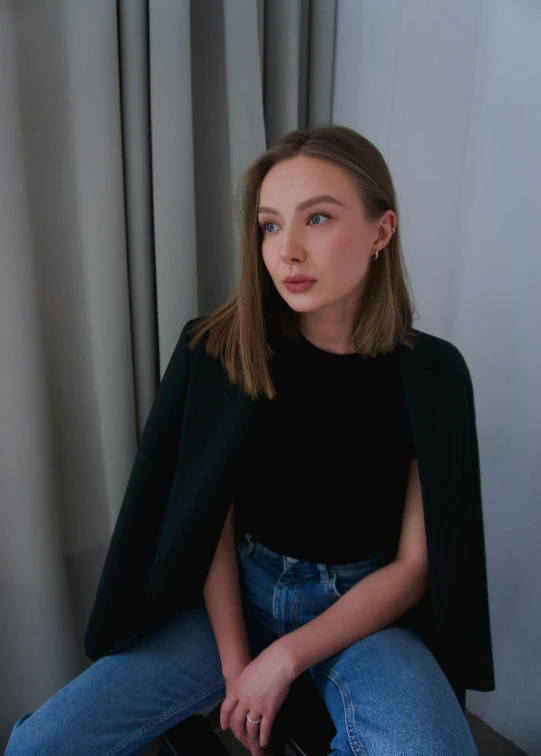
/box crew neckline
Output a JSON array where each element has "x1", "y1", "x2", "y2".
[
  {"x1": 294, "y1": 332, "x2": 401, "y2": 365},
  {"x1": 297, "y1": 332, "x2": 361, "y2": 358}
]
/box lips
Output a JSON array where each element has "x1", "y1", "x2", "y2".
[
  {"x1": 284, "y1": 280, "x2": 316, "y2": 293},
  {"x1": 283, "y1": 276, "x2": 316, "y2": 283}
]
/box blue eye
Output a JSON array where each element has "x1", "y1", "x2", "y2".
[
  {"x1": 309, "y1": 213, "x2": 329, "y2": 225},
  {"x1": 260, "y1": 213, "x2": 330, "y2": 234}
]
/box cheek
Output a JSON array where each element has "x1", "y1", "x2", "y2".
[
  {"x1": 325, "y1": 234, "x2": 366, "y2": 274},
  {"x1": 261, "y1": 244, "x2": 273, "y2": 273},
  {"x1": 261, "y1": 240, "x2": 285, "y2": 276}
]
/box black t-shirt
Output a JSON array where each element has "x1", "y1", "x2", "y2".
[{"x1": 234, "y1": 331, "x2": 416, "y2": 564}]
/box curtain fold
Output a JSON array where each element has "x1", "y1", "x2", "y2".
[
  {"x1": 118, "y1": 0, "x2": 159, "y2": 434},
  {"x1": 0, "y1": 0, "x2": 336, "y2": 747},
  {"x1": 264, "y1": 0, "x2": 337, "y2": 144},
  {"x1": 149, "y1": 1, "x2": 199, "y2": 375}
]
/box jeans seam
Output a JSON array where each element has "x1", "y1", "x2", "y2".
[
  {"x1": 313, "y1": 663, "x2": 367, "y2": 756},
  {"x1": 272, "y1": 568, "x2": 286, "y2": 624},
  {"x1": 293, "y1": 572, "x2": 309, "y2": 625},
  {"x1": 104, "y1": 678, "x2": 225, "y2": 756}
]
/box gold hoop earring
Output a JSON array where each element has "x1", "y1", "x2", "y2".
[{"x1": 372, "y1": 227, "x2": 395, "y2": 261}]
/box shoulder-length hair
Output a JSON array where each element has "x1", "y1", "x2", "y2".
[{"x1": 186, "y1": 124, "x2": 416, "y2": 400}]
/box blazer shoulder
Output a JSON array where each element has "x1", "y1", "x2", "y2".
[
  {"x1": 178, "y1": 316, "x2": 206, "y2": 349},
  {"x1": 181, "y1": 315, "x2": 203, "y2": 337},
  {"x1": 408, "y1": 327, "x2": 472, "y2": 382}
]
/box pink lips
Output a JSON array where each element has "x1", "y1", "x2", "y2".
[
  {"x1": 283, "y1": 275, "x2": 316, "y2": 293},
  {"x1": 284, "y1": 280, "x2": 315, "y2": 293}
]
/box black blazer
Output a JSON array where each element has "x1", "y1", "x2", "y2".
[{"x1": 84, "y1": 317, "x2": 495, "y2": 699}]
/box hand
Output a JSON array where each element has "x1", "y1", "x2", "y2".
[
  {"x1": 222, "y1": 674, "x2": 269, "y2": 756},
  {"x1": 223, "y1": 657, "x2": 266, "y2": 755},
  {"x1": 220, "y1": 641, "x2": 296, "y2": 753}
]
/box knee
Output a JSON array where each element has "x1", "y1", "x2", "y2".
[
  {"x1": 5, "y1": 718, "x2": 30, "y2": 755},
  {"x1": 5, "y1": 713, "x2": 68, "y2": 756}
]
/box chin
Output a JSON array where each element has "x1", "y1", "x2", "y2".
[
  {"x1": 289, "y1": 304, "x2": 320, "y2": 314},
  {"x1": 280, "y1": 295, "x2": 321, "y2": 313}
]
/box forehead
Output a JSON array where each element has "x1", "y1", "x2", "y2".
[{"x1": 259, "y1": 156, "x2": 355, "y2": 200}]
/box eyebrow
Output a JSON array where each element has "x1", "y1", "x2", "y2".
[{"x1": 257, "y1": 194, "x2": 346, "y2": 216}]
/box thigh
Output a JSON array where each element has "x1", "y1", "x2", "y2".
[
  {"x1": 5, "y1": 603, "x2": 226, "y2": 756},
  {"x1": 309, "y1": 626, "x2": 478, "y2": 756}
]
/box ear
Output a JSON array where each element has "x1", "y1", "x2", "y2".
[{"x1": 376, "y1": 211, "x2": 397, "y2": 248}]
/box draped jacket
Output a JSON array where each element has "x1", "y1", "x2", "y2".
[{"x1": 84, "y1": 317, "x2": 495, "y2": 699}]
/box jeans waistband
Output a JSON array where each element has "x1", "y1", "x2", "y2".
[{"x1": 241, "y1": 532, "x2": 390, "y2": 572}]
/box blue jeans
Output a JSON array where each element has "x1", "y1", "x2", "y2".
[{"x1": 6, "y1": 532, "x2": 478, "y2": 755}]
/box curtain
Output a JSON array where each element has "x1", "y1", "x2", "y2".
[{"x1": 0, "y1": 0, "x2": 336, "y2": 746}]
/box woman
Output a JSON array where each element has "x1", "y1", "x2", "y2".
[{"x1": 6, "y1": 125, "x2": 494, "y2": 755}]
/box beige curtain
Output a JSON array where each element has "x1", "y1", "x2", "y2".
[{"x1": 0, "y1": 0, "x2": 336, "y2": 746}]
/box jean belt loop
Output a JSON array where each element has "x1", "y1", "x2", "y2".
[
  {"x1": 318, "y1": 563, "x2": 330, "y2": 583},
  {"x1": 244, "y1": 532, "x2": 255, "y2": 555}
]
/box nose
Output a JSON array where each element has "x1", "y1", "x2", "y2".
[{"x1": 278, "y1": 228, "x2": 306, "y2": 264}]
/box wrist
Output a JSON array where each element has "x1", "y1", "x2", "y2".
[
  {"x1": 273, "y1": 634, "x2": 305, "y2": 683},
  {"x1": 221, "y1": 648, "x2": 252, "y2": 684}
]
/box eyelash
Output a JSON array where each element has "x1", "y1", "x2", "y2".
[{"x1": 259, "y1": 212, "x2": 331, "y2": 234}]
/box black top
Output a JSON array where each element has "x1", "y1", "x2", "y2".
[{"x1": 235, "y1": 332, "x2": 417, "y2": 564}]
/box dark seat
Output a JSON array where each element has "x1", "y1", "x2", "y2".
[
  {"x1": 157, "y1": 668, "x2": 466, "y2": 754},
  {"x1": 156, "y1": 713, "x2": 230, "y2": 755},
  {"x1": 271, "y1": 669, "x2": 336, "y2": 755},
  {"x1": 157, "y1": 669, "x2": 335, "y2": 755}
]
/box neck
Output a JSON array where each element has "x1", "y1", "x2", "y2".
[{"x1": 299, "y1": 316, "x2": 356, "y2": 355}]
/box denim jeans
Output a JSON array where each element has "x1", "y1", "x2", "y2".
[{"x1": 6, "y1": 532, "x2": 478, "y2": 755}]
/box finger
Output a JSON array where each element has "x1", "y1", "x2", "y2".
[
  {"x1": 220, "y1": 694, "x2": 238, "y2": 731},
  {"x1": 246, "y1": 715, "x2": 263, "y2": 745},
  {"x1": 246, "y1": 734, "x2": 266, "y2": 756},
  {"x1": 230, "y1": 704, "x2": 248, "y2": 742},
  {"x1": 247, "y1": 721, "x2": 266, "y2": 754},
  {"x1": 259, "y1": 713, "x2": 275, "y2": 748}
]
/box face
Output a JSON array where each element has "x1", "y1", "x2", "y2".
[{"x1": 258, "y1": 155, "x2": 395, "y2": 331}]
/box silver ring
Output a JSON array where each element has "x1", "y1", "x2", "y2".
[{"x1": 247, "y1": 713, "x2": 262, "y2": 725}]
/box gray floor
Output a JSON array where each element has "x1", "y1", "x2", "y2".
[
  {"x1": 143, "y1": 708, "x2": 528, "y2": 755},
  {"x1": 466, "y1": 712, "x2": 527, "y2": 756}
]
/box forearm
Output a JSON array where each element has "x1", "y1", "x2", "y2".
[
  {"x1": 278, "y1": 557, "x2": 428, "y2": 678},
  {"x1": 203, "y1": 503, "x2": 251, "y2": 680}
]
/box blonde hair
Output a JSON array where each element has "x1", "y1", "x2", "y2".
[{"x1": 186, "y1": 125, "x2": 416, "y2": 400}]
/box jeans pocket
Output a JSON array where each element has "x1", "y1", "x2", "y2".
[{"x1": 330, "y1": 570, "x2": 371, "y2": 599}]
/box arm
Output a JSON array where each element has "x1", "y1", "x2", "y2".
[
  {"x1": 203, "y1": 502, "x2": 252, "y2": 684},
  {"x1": 278, "y1": 459, "x2": 429, "y2": 677}
]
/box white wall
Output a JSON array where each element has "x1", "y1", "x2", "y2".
[{"x1": 333, "y1": 1, "x2": 541, "y2": 754}]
